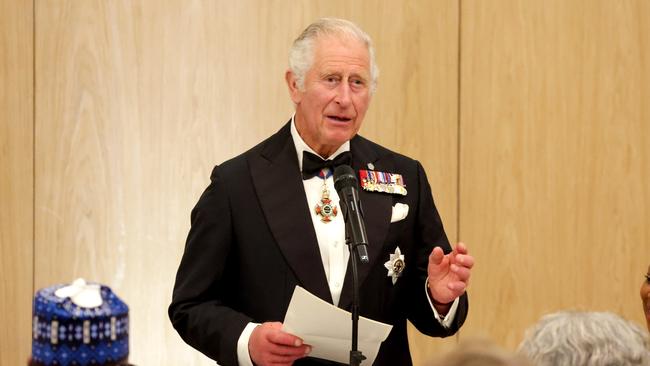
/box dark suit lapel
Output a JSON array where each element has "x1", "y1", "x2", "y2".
[
  {"x1": 248, "y1": 122, "x2": 333, "y2": 304},
  {"x1": 338, "y1": 136, "x2": 393, "y2": 309}
]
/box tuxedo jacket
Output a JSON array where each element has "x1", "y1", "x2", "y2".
[{"x1": 169, "y1": 122, "x2": 468, "y2": 366}]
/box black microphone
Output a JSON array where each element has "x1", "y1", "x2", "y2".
[{"x1": 334, "y1": 165, "x2": 369, "y2": 264}]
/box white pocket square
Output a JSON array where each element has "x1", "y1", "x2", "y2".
[{"x1": 390, "y1": 203, "x2": 409, "y2": 223}]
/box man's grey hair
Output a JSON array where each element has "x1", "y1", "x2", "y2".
[
  {"x1": 288, "y1": 18, "x2": 379, "y2": 93},
  {"x1": 517, "y1": 311, "x2": 650, "y2": 366}
]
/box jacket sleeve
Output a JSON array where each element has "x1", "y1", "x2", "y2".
[
  {"x1": 406, "y1": 160, "x2": 468, "y2": 337},
  {"x1": 168, "y1": 166, "x2": 251, "y2": 366}
]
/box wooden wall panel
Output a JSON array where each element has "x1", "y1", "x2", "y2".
[
  {"x1": 34, "y1": 1, "x2": 458, "y2": 365},
  {"x1": 460, "y1": 0, "x2": 650, "y2": 349},
  {"x1": 34, "y1": 1, "x2": 254, "y2": 364},
  {"x1": 0, "y1": 0, "x2": 34, "y2": 364}
]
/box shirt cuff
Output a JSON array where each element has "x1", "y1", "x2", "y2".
[
  {"x1": 425, "y1": 277, "x2": 460, "y2": 328},
  {"x1": 237, "y1": 322, "x2": 260, "y2": 366}
]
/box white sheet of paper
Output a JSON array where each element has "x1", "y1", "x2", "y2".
[{"x1": 282, "y1": 286, "x2": 393, "y2": 365}]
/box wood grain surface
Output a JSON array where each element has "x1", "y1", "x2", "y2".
[
  {"x1": 459, "y1": 0, "x2": 650, "y2": 349},
  {"x1": 0, "y1": 1, "x2": 34, "y2": 365}
]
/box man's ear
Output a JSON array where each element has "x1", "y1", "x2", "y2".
[{"x1": 285, "y1": 70, "x2": 302, "y2": 104}]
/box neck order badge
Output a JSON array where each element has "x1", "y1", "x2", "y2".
[{"x1": 314, "y1": 168, "x2": 337, "y2": 222}]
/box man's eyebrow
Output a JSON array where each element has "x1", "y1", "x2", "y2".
[
  {"x1": 353, "y1": 73, "x2": 367, "y2": 78},
  {"x1": 319, "y1": 71, "x2": 341, "y2": 77}
]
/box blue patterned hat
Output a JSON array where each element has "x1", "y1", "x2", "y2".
[{"x1": 31, "y1": 279, "x2": 129, "y2": 365}]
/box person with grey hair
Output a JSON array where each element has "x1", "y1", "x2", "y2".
[
  {"x1": 518, "y1": 310, "x2": 650, "y2": 366},
  {"x1": 169, "y1": 18, "x2": 472, "y2": 366}
]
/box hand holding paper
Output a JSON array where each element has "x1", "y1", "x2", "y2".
[
  {"x1": 249, "y1": 322, "x2": 311, "y2": 366},
  {"x1": 282, "y1": 286, "x2": 393, "y2": 365}
]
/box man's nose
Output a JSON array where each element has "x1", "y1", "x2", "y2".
[{"x1": 334, "y1": 81, "x2": 352, "y2": 107}]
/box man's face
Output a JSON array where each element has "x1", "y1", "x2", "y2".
[{"x1": 287, "y1": 35, "x2": 372, "y2": 157}]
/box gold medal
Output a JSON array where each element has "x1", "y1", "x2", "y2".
[{"x1": 314, "y1": 182, "x2": 337, "y2": 222}]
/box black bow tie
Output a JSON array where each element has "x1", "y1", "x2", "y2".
[{"x1": 301, "y1": 151, "x2": 352, "y2": 180}]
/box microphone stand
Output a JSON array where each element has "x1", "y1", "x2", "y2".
[
  {"x1": 346, "y1": 231, "x2": 367, "y2": 366},
  {"x1": 334, "y1": 165, "x2": 369, "y2": 365}
]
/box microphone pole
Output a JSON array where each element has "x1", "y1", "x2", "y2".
[{"x1": 334, "y1": 165, "x2": 368, "y2": 366}]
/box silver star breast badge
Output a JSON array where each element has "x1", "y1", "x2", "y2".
[{"x1": 384, "y1": 246, "x2": 405, "y2": 285}]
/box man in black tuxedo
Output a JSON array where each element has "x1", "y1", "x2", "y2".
[{"x1": 169, "y1": 18, "x2": 474, "y2": 366}]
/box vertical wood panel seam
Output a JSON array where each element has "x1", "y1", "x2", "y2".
[
  {"x1": 455, "y1": 0, "x2": 463, "y2": 345},
  {"x1": 456, "y1": 0, "x2": 462, "y2": 244},
  {"x1": 32, "y1": 0, "x2": 36, "y2": 296}
]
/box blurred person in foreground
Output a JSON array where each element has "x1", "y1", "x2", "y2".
[
  {"x1": 518, "y1": 310, "x2": 650, "y2": 366},
  {"x1": 169, "y1": 18, "x2": 474, "y2": 366},
  {"x1": 428, "y1": 339, "x2": 532, "y2": 366},
  {"x1": 642, "y1": 264, "x2": 650, "y2": 331}
]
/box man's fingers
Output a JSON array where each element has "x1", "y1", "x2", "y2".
[
  {"x1": 253, "y1": 345, "x2": 309, "y2": 366},
  {"x1": 267, "y1": 328, "x2": 304, "y2": 347},
  {"x1": 450, "y1": 264, "x2": 471, "y2": 281},
  {"x1": 266, "y1": 345, "x2": 311, "y2": 359},
  {"x1": 455, "y1": 242, "x2": 468, "y2": 254},
  {"x1": 265, "y1": 327, "x2": 310, "y2": 356},
  {"x1": 446, "y1": 281, "x2": 467, "y2": 293},
  {"x1": 267, "y1": 342, "x2": 311, "y2": 357},
  {"x1": 454, "y1": 254, "x2": 474, "y2": 269},
  {"x1": 250, "y1": 322, "x2": 311, "y2": 366},
  {"x1": 429, "y1": 246, "x2": 445, "y2": 265}
]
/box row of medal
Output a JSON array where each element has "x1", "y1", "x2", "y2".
[{"x1": 359, "y1": 169, "x2": 407, "y2": 196}]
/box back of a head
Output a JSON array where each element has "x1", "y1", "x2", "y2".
[
  {"x1": 430, "y1": 339, "x2": 533, "y2": 366},
  {"x1": 518, "y1": 311, "x2": 650, "y2": 366}
]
